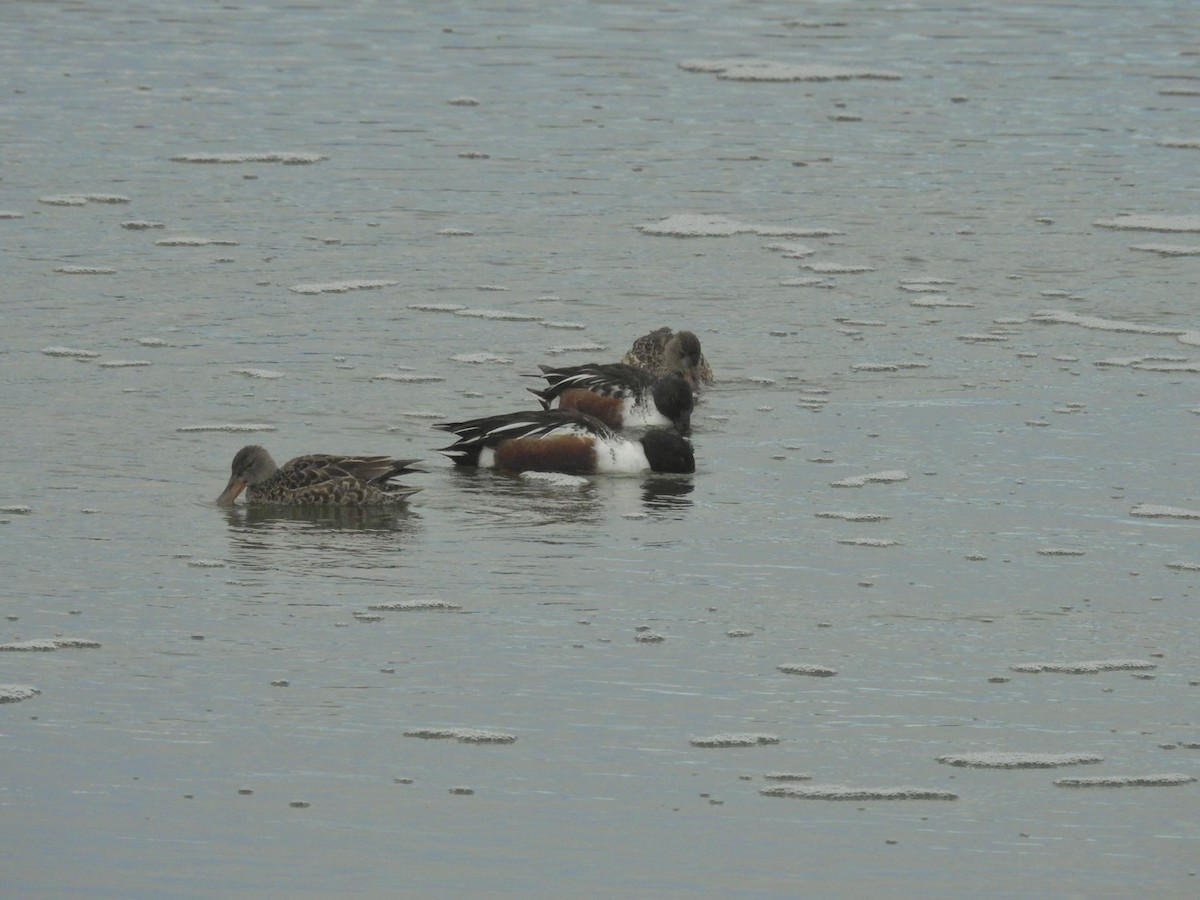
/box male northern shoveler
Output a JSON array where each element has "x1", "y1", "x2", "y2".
[
  {"x1": 622, "y1": 327, "x2": 713, "y2": 388},
  {"x1": 434, "y1": 409, "x2": 695, "y2": 475},
  {"x1": 216, "y1": 445, "x2": 422, "y2": 506},
  {"x1": 527, "y1": 362, "x2": 692, "y2": 433}
]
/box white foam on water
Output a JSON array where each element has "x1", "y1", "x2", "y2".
[
  {"x1": 1130, "y1": 503, "x2": 1200, "y2": 519},
  {"x1": 177, "y1": 423, "x2": 277, "y2": 433},
  {"x1": 1055, "y1": 774, "x2": 1196, "y2": 788},
  {"x1": 171, "y1": 152, "x2": 326, "y2": 164},
  {"x1": 289, "y1": 279, "x2": 398, "y2": 294},
  {"x1": 1094, "y1": 214, "x2": 1200, "y2": 232},
  {"x1": 232, "y1": 368, "x2": 284, "y2": 379},
  {"x1": 762, "y1": 785, "x2": 958, "y2": 801},
  {"x1": 0, "y1": 685, "x2": 40, "y2": 703},
  {"x1": 937, "y1": 752, "x2": 1103, "y2": 768}
]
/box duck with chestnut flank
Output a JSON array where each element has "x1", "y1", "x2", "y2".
[{"x1": 528, "y1": 362, "x2": 692, "y2": 433}]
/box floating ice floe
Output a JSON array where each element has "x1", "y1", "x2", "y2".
[
  {"x1": 1036, "y1": 548, "x2": 1085, "y2": 557},
  {"x1": 1055, "y1": 774, "x2": 1196, "y2": 788},
  {"x1": 289, "y1": 279, "x2": 398, "y2": 294},
  {"x1": 446, "y1": 97, "x2": 481, "y2": 106},
  {"x1": 1157, "y1": 138, "x2": 1200, "y2": 149},
  {"x1": 520, "y1": 471, "x2": 588, "y2": 488},
  {"x1": 0, "y1": 210, "x2": 25, "y2": 219},
  {"x1": 1130, "y1": 243, "x2": 1200, "y2": 256},
  {"x1": 453, "y1": 308, "x2": 541, "y2": 321},
  {"x1": 781, "y1": 276, "x2": 835, "y2": 288},
  {"x1": 803, "y1": 262, "x2": 875, "y2": 274},
  {"x1": 540, "y1": 321, "x2": 587, "y2": 330},
  {"x1": 232, "y1": 368, "x2": 284, "y2": 379},
  {"x1": 171, "y1": 152, "x2": 326, "y2": 164},
  {"x1": 0, "y1": 638, "x2": 101, "y2": 652},
  {"x1": 815, "y1": 511, "x2": 891, "y2": 522},
  {"x1": 830, "y1": 470, "x2": 908, "y2": 488},
  {"x1": 138, "y1": 337, "x2": 171, "y2": 347},
  {"x1": 177, "y1": 423, "x2": 277, "y2": 433},
  {"x1": 0, "y1": 505, "x2": 32, "y2": 514},
  {"x1": 690, "y1": 733, "x2": 781, "y2": 748},
  {"x1": 1031, "y1": 309, "x2": 1184, "y2": 336},
  {"x1": 957, "y1": 332, "x2": 1008, "y2": 343},
  {"x1": 0, "y1": 685, "x2": 40, "y2": 703},
  {"x1": 371, "y1": 372, "x2": 444, "y2": 383},
  {"x1": 42, "y1": 347, "x2": 99, "y2": 358},
  {"x1": 762, "y1": 785, "x2": 958, "y2": 801},
  {"x1": 409, "y1": 303, "x2": 467, "y2": 312},
  {"x1": 1167, "y1": 561, "x2": 1200, "y2": 571},
  {"x1": 764, "y1": 772, "x2": 812, "y2": 782},
  {"x1": 155, "y1": 236, "x2": 239, "y2": 247},
  {"x1": 1130, "y1": 503, "x2": 1200, "y2": 519},
  {"x1": 638, "y1": 213, "x2": 842, "y2": 238},
  {"x1": 366, "y1": 600, "x2": 462, "y2": 611},
  {"x1": 837, "y1": 538, "x2": 898, "y2": 547},
  {"x1": 850, "y1": 362, "x2": 930, "y2": 372},
  {"x1": 1094, "y1": 214, "x2": 1200, "y2": 232},
  {"x1": 765, "y1": 241, "x2": 817, "y2": 258},
  {"x1": 121, "y1": 220, "x2": 165, "y2": 230},
  {"x1": 54, "y1": 265, "x2": 116, "y2": 275},
  {"x1": 451, "y1": 352, "x2": 514, "y2": 364},
  {"x1": 404, "y1": 728, "x2": 516, "y2": 743},
  {"x1": 547, "y1": 342, "x2": 606, "y2": 354},
  {"x1": 679, "y1": 58, "x2": 902, "y2": 82},
  {"x1": 98, "y1": 359, "x2": 151, "y2": 368},
  {"x1": 937, "y1": 752, "x2": 1103, "y2": 768},
  {"x1": 777, "y1": 664, "x2": 838, "y2": 677},
  {"x1": 909, "y1": 296, "x2": 974, "y2": 308},
  {"x1": 1009, "y1": 659, "x2": 1157, "y2": 674},
  {"x1": 40, "y1": 193, "x2": 130, "y2": 205}
]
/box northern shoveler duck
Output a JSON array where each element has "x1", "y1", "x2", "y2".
[
  {"x1": 434, "y1": 410, "x2": 695, "y2": 475},
  {"x1": 527, "y1": 362, "x2": 693, "y2": 433},
  {"x1": 216, "y1": 445, "x2": 422, "y2": 506},
  {"x1": 622, "y1": 327, "x2": 713, "y2": 388}
]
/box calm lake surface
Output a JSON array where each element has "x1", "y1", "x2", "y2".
[{"x1": 3, "y1": 2, "x2": 1198, "y2": 897}]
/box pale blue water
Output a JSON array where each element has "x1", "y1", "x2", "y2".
[{"x1": 2, "y1": 2, "x2": 1198, "y2": 897}]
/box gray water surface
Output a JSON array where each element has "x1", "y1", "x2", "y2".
[{"x1": 2, "y1": 2, "x2": 1198, "y2": 897}]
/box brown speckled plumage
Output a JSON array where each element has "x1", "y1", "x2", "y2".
[
  {"x1": 216, "y1": 445, "x2": 422, "y2": 506},
  {"x1": 622, "y1": 327, "x2": 713, "y2": 387}
]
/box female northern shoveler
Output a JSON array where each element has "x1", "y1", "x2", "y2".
[
  {"x1": 622, "y1": 327, "x2": 713, "y2": 388},
  {"x1": 434, "y1": 409, "x2": 695, "y2": 475},
  {"x1": 527, "y1": 362, "x2": 692, "y2": 433},
  {"x1": 216, "y1": 445, "x2": 423, "y2": 506}
]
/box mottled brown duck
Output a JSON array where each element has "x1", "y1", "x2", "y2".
[
  {"x1": 621, "y1": 327, "x2": 713, "y2": 388},
  {"x1": 216, "y1": 445, "x2": 422, "y2": 506}
]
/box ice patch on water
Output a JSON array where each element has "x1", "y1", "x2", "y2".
[
  {"x1": 680, "y1": 59, "x2": 902, "y2": 82},
  {"x1": 547, "y1": 342, "x2": 606, "y2": 354},
  {"x1": 803, "y1": 262, "x2": 875, "y2": 274},
  {"x1": 777, "y1": 664, "x2": 838, "y2": 677},
  {"x1": 540, "y1": 321, "x2": 587, "y2": 330},
  {"x1": 1130, "y1": 243, "x2": 1200, "y2": 256},
  {"x1": 1, "y1": 505, "x2": 33, "y2": 514},
  {"x1": 41, "y1": 193, "x2": 130, "y2": 205},
  {"x1": 837, "y1": 538, "x2": 898, "y2": 547},
  {"x1": 0, "y1": 685, "x2": 40, "y2": 703},
  {"x1": 1010, "y1": 659, "x2": 1157, "y2": 674},
  {"x1": 762, "y1": 785, "x2": 957, "y2": 801},
  {"x1": 367, "y1": 600, "x2": 462, "y2": 611},
  {"x1": 1055, "y1": 774, "x2": 1196, "y2": 788},
  {"x1": 171, "y1": 152, "x2": 326, "y2": 164},
  {"x1": 764, "y1": 772, "x2": 812, "y2": 782},
  {"x1": 1094, "y1": 214, "x2": 1200, "y2": 232},
  {"x1": 690, "y1": 733, "x2": 781, "y2": 748},
  {"x1": 1032, "y1": 309, "x2": 1184, "y2": 336},
  {"x1": 372, "y1": 372, "x2": 444, "y2": 383},
  {"x1": 121, "y1": 220, "x2": 165, "y2": 230},
  {"x1": 155, "y1": 236, "x2": 239, "y2": 247},
  {"x1": 289, "y1": 279, "x2": 398, "y2": 294},
  {"x1": 1036, "y1": 548, "x2": 1084, "y2": 557},
  {"x1": 1130, "y1": 503, "x2": 1200, "y2": 519},
  {"x1": 830, "y1": 470, "x2": 908, "y2": 488},
  {"x1": 0, "y1": 210, "x2": 25, "y2": 219},
  {"x1": 453, "y1": 308, "x2": 542, "y2": 321},
  {"x1": 937, "y1": 752, "x2": 1103, "y2": 768},
  {"x1": 177, "y1": 423, "x2": 277, "y2": 433},
  {"x1": 232, "y1": 368, "x2": 284, "y2": 379},
  {"x1": 764, "y1": 241, "x2": 817, "y2": 258},
  {"x1": 409, "y1": 303, "x2": 466, "y2": 312},
  {"x1": 520, "y1": 471, "x2": 588, "y2": 488},
  {"x1": 451, "y1": 352, "x2": 514, "y2": 364},
  {"x1": 98, "y1": 359, "x2": 151, "y2": 368},
  {"x1": 437, "y1": 228, "x2": 474, "y2": 236},
  {"x1": 404, "y1": 727, "x2": 516, "y2": 743},
  {"x1": 1157, "y1": 138, "x2": 1200, "y2": 149},
  {"x1": 910, "y1": 296, "x2": 973, "y2": 308},
  {"x1": 42, "y1": 347, "x2": 99, "y2": 358},
  {"x1": 638, "y1": 213, "x2": 841, "y2": 238},
  {"x1": 0, "y1": 638, "x2": 101, "y2": 652},
  {"x1": 815, "y1": 511, "x2": 891, "y2": 522},
  {"x1": 781, "y1": 276, "x2": 835, "y2": 288},
  {"x1": 55, "y1": 265, "x2": 115, "y2": 275}
]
